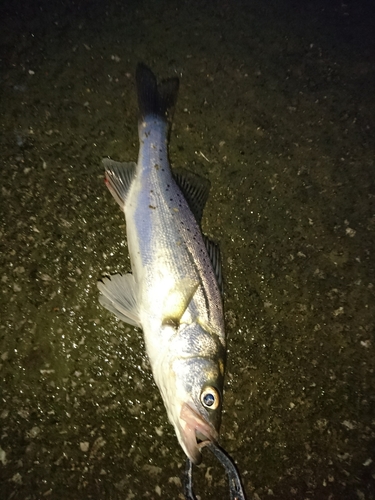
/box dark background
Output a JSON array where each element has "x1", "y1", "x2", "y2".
[{"x1": 1, "y1": 0, "x2": 375, "y2": 498}]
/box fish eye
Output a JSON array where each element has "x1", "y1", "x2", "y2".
[{"x1": 200, "y1": 386, "x2": 220, "y2": 410}]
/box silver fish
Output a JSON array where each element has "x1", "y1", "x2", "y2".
[{"x1": 98, "y1": 63, "x2": 226, "y2": 464}]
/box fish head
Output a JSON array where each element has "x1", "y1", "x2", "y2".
[
  {"x1": 175, "y1": 356, "x2": 225, "y2": 464},
  {"x1": 156, "y1": 322, "x2": 226, "y2": 464}
]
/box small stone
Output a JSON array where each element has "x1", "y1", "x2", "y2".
[
  {"x1": 0, "y1": 446, "x2": 7, "y2": 465},
  {"x1": 80, "y1": 442, "x2": 90, "y2": 452}
]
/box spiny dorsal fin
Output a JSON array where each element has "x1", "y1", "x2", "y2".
[{"x1": 203, "y1": 235, "x2": 223, "y2": 293}]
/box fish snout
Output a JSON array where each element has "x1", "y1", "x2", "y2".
[{"x1": 179, "y1": 402, "x2": 219, "y2": 464}]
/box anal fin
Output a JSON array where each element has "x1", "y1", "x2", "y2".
[{"x1": 102, "y1": 159, "x2": 137, "y2": 209}]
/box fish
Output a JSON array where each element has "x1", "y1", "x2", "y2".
[{"x1": 97, "y1": 63, "x2": 226, "y2": 464}]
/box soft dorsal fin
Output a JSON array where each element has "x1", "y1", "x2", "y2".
[
  {"x1": 97, "y1": 273, "x2": 141, "y2": 328},
  {"x1": 102, "y1": 159, "x2": 137, "y2": 209},
  {"x1": 173, "y1": 168, "x2": 211, "y2": 225}
]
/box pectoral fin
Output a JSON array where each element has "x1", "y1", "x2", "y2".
[
  {"x1": 98, "y1": 273, "x2": 141, "y2": 328},
  {"x1": 162, "y1": 279, "x2": 199, "y2": 327}
]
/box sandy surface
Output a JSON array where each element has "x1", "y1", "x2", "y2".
[{"x1": 1, "y1": 0, "x2": 374, "y2": 498}]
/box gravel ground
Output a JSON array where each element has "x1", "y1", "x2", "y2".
[{"x1": 1, "y1": 0, "x2": 374, "y2": 499}]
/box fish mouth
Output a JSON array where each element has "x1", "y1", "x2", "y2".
[{"x1": 179, "y1": 402, "x2": 218, "y2": 464}]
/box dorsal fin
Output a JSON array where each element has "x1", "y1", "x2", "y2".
[
  {"x1": 173, "y1": 168, "x2": 211, "y2": 225},
  {"x1": 203, "y1": 235, "x2": 223, "y2": 293}
]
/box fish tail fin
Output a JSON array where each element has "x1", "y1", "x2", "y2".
[{"x1": 136, "y1": 63, "x2": 179, "y2": 126}]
